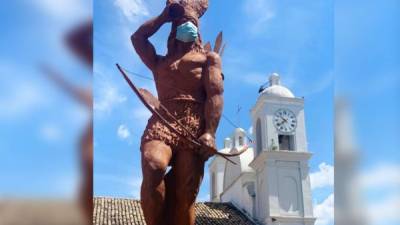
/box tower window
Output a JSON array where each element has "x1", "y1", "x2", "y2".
[
  {"x1": 256, "y1": 119, "x2": 262, "y2": 154},
  {"x1": 211, "y1": 172, "x2": 216, "y2": 198},
  {"x1": 224, "y1": 138, "x2": 232, "y2": 149},
  {"x1": 278, "y1": 135, "x2": 295, "y2": 151},
  {"x1": 238, "y1": 136, "x2": 244, "y2": 146}
]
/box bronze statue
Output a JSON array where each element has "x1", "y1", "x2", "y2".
[{"x1": 130, "y1": 1, "x2": 223, "y2": 224}]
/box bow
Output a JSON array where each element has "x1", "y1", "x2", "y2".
[{"x1": 116, "y1": 63, "x2": 249, "y2": 165}]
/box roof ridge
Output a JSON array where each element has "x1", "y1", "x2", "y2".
[
  {"x1": 94, "y1": 196, "x2": 140, "y2": 200},
  {"x1": 225, "y1": 202, "x2": 262, "y2": 225}
]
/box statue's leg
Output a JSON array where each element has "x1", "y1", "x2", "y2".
[
  {"x1": 167, "y1": 149, "x2": 205, "y2": 225},
  {"x1": 140, "y1": 140, "x2": 173, "y2": 225}
]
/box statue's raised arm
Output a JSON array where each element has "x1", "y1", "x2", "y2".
[{"x1": 131, "y1": 7, "x2": 171, "y2": 71}]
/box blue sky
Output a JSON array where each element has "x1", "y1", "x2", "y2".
[
  {"x1": 93, "y1": 0, "x2": 333, "y2": 224},
  {"x1": 0, "y1": 0, "x2": 91, "y2": 198}
]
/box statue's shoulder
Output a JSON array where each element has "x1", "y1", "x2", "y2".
[{"x1": 205, "y1": 51, "x2": 221, "y2": 65}]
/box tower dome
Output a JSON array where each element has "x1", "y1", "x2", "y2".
[{"x1": 259, "y1": 73, "x2": 295, "y2": 98}]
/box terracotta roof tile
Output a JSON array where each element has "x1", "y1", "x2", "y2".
[{"x1": 94, "y1": 197, "x2": 256, "y2": 225}]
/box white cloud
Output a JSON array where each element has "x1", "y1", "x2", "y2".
[
  {"x1": 298, "y1": 71, "x2": 334, "y2": 97},
  {"x1": 114, "y1": 0, "x2": 149, "y2": 22},
  {"x1": 93, "y1": 64, "x2": 128, "y2": 115},
  {"x1": 248, "y1": 126, "x2": 253, "y2": 135},
  {"x1": 39, "y1": 123, "x2": 62, "y2": 142},
  {"x1": 367, "y1": 193, "x2": 400, "y2": 224},
  {"x1": 310, "y1": 163, "x2": 334, "y2": 190},
  {"x1": 314, "y1": 194, "x2": 334, "y2": 225},
  {"x1": 132, "y1": 106, "x2": 152, "y2": 122},
  {"x1": 358, "y1": 164, "x2": 400, "y2": 190},
  {"x1": 0, "y1": 81, "x2": 45, "y2": 120},
  {"x1": 94, "y1": 85, "x2": 127, "y2": 113},
  {"x1": 117, "y1": 124, "x2": 131, "y2": 140},
  {"x1": 66, "y1": 104, "x2": 90, "y2": 127},
  {"x1": 113, "y1": 106, "x2": 150, "y2": 143},
  {"x1": 358, "y1": 164, "x2": 400, "y2": 225},
  {"x1": 33, "y1": 0, "x2": 90, "y2": 21},
  {"x1": 243, "y1": 0, "x2": 276, "y2": 35},
  {"x1": 329, "y1": 164, "x2": 400, "y2": 225}
]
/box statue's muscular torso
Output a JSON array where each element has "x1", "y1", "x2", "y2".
[
  {"x1": 141, "y1": 50, "x2": 212, "y2": 150},
  {"x1": 154, "y1": 51, "x2": 207, "y2": 103}
]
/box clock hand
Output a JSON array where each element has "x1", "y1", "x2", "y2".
[
  {"x1": 277, "y1": 119, "x2": 287, "y2": 127},
  {"x1": 280, "y1": 116, "x2": 288, "y2": 123}
]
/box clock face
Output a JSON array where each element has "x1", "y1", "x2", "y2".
[{"x1": 273, "y1": 109, "x2": 297, "y2": 133}]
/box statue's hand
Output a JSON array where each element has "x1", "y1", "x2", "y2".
[
  {"x1": 198, "y1": 132, "x2": 216, "y2": 160},
  {"x1": 160, "y1": 6, "x2": 173, "y2": 23}
]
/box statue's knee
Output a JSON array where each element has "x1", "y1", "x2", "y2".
[
  {"x1": 142, "y1": 150, "x2": 169, "y2": 172},
  {"x1": 141, "y1": 141, "x2": 171, "y2": 172}
]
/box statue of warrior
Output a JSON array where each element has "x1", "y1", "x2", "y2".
[{"x1": 131, "y1": 0, "x2": 223, "y2": 224}]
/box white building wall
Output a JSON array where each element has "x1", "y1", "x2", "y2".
[
  {"x1": 212, "y1": 74, "x2": 316, "y2": 225},
  {"x1": 220, "y1": 175, "x2": 255, "y2": 218},
  {"x1": 209, "y1": 155, "x2": 227, "y2": 202},
  {"x1": 251, "y1": 151, "x2": 315, "y2": 225},
  {"x1": 251, "y1": 97, "x2": 307, "y2": 153},
  {"x1": 213, "y1": 163, "x2": 226, "y2": 202},
  {"x1": 255, "y1": 168, "x2": 268, "y2": 221},
  {"x1": 300, "y1": 161, "x2": 314, "y2": 217}
]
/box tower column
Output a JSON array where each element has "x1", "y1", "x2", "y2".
[{"x1": 250, "y1": 73, "x2": 316, "y2": 225}]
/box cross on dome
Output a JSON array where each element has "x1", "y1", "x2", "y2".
[
  {"x1": 269, "y1": 73, "x2": 281, "y2": 86},
  {"x1": 259, "y1": 73, "x2": 295, "y2": 98}
]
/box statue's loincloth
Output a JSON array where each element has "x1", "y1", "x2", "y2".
[{"x1": 141, "y1": 99, "x2": 205, "y2": 151}]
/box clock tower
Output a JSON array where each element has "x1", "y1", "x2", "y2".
[{"x1": 249, "y1": 73, "x2": 316, "y2": 225}]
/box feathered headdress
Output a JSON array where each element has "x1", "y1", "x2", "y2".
[{"x1": 166, "y1": 0, "x2": 209, "y2": 19}]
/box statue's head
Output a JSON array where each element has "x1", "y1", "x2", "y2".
[
  {"x1": 166, "y1": 0, "x2": 208, "y2": 54},
  {"x1": 166, "y1": 0, "x2": 208, "y2": 24}
]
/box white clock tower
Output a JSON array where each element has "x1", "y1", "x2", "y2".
[{"x1": 249, "y1": 73, "x2": 316, "y2": 225}]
